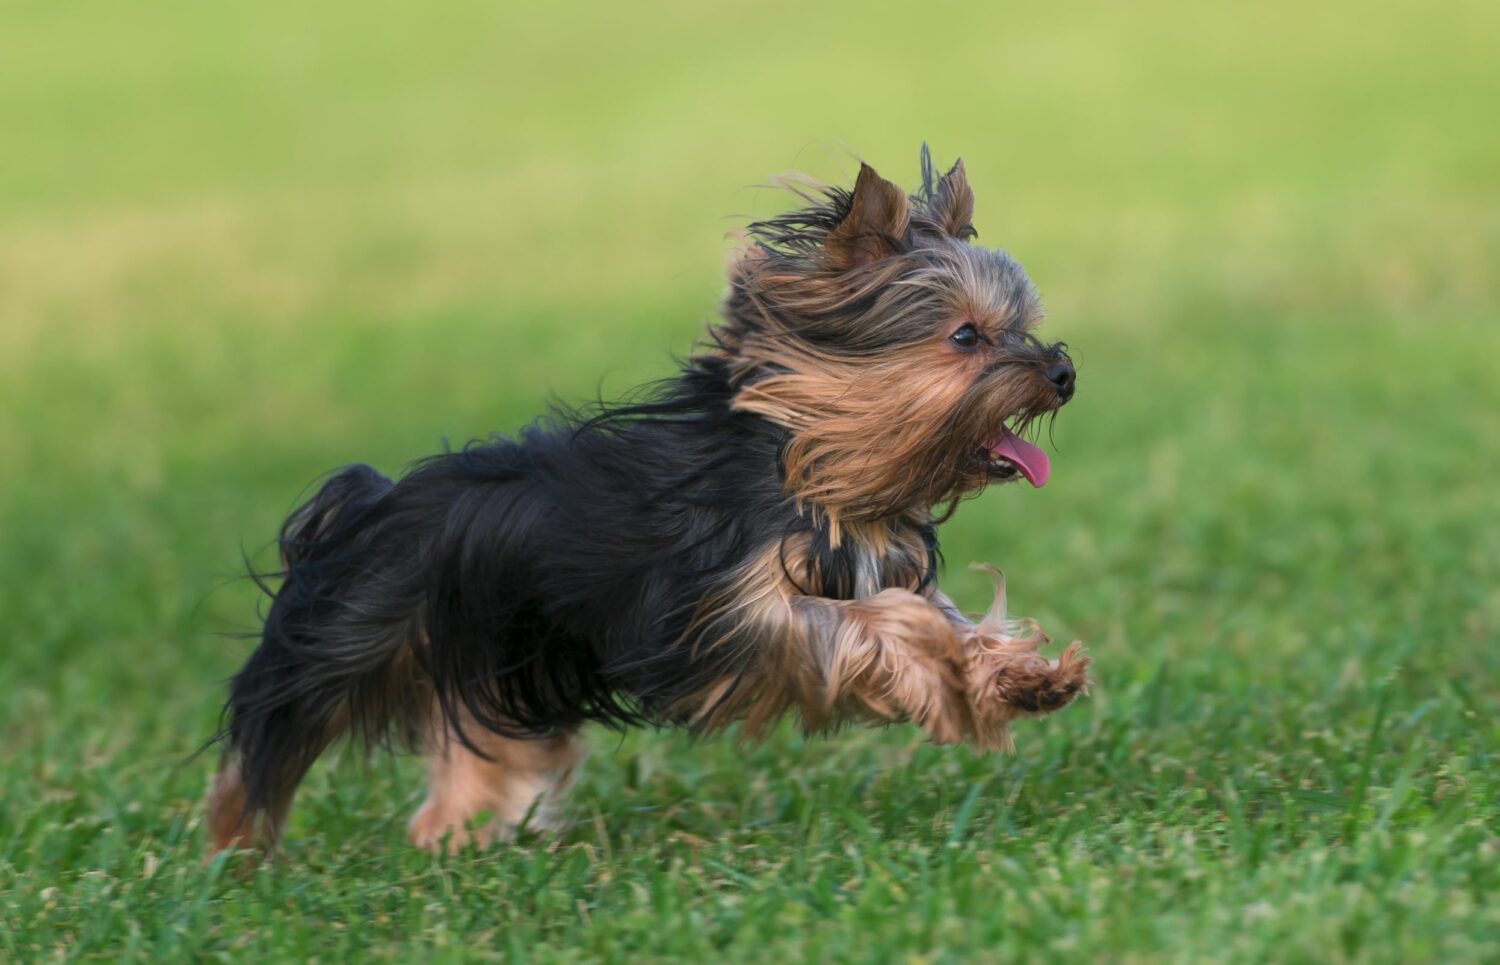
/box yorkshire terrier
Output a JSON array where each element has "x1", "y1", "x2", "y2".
[{"x1": 207, "y1": 147, "x2": 1088, "y2": 854}]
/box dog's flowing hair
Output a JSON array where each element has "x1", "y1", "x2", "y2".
[{"x1": 207, "y1": 147, "x2": 1087, "y2": 853}]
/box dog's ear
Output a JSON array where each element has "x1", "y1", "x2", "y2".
[
  {"x1": 930, "y1": 158, "x2": 976, "y2": 241},
  {"x1": 824, "y1": 164, "x2": 911, "y2": 270}
]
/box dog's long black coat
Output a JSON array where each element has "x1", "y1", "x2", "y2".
[{"x1": 223, "y1": 355, "x2": 939, "y2": 815}]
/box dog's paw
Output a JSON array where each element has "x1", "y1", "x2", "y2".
[
  {"x1": 989, "y1": 640, "x2": 1089, "y2": 713},
  {"x1": 407, "y1": 801, "x2": 509, "y2": 854},
  {"x1": 961, "y1": 633, "x2": 1090, "y2": 750}
]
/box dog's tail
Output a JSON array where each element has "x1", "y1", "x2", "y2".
[
  {"x1": 276, "y1": 463, "x2": 392, "y2": 569},
  {"x1": 208, "y1": 464, "x2": 421, "y2": 851}
]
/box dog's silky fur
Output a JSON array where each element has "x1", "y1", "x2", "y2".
[{"x1": 208, "y1": 147, "x2": 1089, "y2": 853}]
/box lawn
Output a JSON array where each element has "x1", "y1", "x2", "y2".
[{"x1": 2, "y1": 0, "x2": 1498, "y2": 960}]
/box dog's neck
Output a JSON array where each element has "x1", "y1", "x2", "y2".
[{"x1": 798, "y1": 513, "x2": 937, "y2": 600}]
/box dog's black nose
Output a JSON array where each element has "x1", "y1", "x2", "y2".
[{"x1": 1045, "y1": 362, "x2": 1076, "y2": 400}]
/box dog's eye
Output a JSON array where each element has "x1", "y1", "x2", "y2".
[{"x1": 950, "y1": 323, "x2": 981, "y2": 350}]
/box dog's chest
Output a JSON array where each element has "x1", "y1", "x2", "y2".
[{"x1": 810, "y1": 520, "x2": 934, "y2": 600}]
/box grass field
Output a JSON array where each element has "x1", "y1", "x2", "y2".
[{"x1": 3, "y1": 0, "x2": 1499, "y2": 959}]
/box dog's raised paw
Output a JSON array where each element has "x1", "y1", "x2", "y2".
[
  {"x1": 991, "y1": 640, "x2": 1089, "y2": 713},
  {"x1": 960, "y1": 633, "x2": 1090, "y2": 749}
]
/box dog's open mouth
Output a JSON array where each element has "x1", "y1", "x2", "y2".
[{"x1": 982, "y1": 429, "x2": 1050, "y2": 487}]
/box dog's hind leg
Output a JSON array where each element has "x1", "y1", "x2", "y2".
[
  {"x1": 407, "y1": 706, "x2": 585, "y2": 854},
  {"x1": 205, "y1": 705, "x2": 349, "y2": 854},
  {"x1": 205, "y1": 754, "x2": 271, "y2": 854},
  {"x1": 206, "y1": 754, "x2": 298, "y2": 855}
]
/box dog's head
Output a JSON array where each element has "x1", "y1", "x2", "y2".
[{"x1": 717, "y1": 147, "x2": 1074, "y2": 530}]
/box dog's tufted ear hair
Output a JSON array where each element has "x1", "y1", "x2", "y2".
[
  {"x1": 930, "y1": 158, "x2": 976, "y2": 240},
  {"x1": 823, "y1": 164, "x2": 911, "y2": 270}
]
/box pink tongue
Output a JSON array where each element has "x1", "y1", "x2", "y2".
[{"x1": 986, "y1": 432, "x2": 1051, "y2": 487}]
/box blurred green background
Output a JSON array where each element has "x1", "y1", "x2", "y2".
[{"x1": 3, "y1": 0, "x2": 1497, "y2": 959}]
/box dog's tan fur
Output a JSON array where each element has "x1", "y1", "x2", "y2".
[
  {"x1": 670, "y1": 531, "x2": 1089, "y2": 753},
  {"x1": 408, "y1": 707, "x2": 585, "y2": 853}
]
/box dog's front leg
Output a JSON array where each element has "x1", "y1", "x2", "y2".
[
  {"x1": 927, "y1": 578, "x2": 1090, "y2": 750},
  {"x1": 785, "y1": 588, "x2": 971, "y2": 743}
]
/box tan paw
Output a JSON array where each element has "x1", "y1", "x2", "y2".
[
  {"x1": 957, "y1": 565, "x2": 1091, "y2": 748},
  {"x1": 986, "y1": 640, "x2": 1090, "y2": 715},
  {"x1": 959, "y1": 638, "x2": 1090, "y2": 750},
  {"x1": 407, "y1": 802, "x2": 508, "y2": 854}
]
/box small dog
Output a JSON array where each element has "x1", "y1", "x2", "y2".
[{"x1": 207, "y1": 147, "x2": 1088, "y2": 854}]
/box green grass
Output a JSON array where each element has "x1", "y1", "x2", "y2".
[{"x1": 3, "y1": 0, "x2": 1498, "y2": 959}]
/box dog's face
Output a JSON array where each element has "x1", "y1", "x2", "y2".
[{"x1": 719, "y1": 150, "x2": 1074, "y2": 528}]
